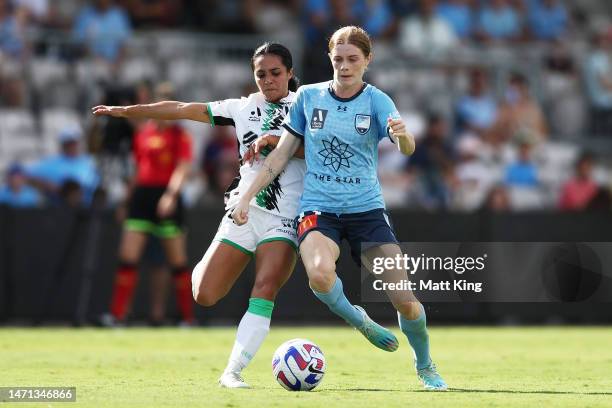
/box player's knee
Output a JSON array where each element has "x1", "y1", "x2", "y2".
[
  {"x1": 307, "y1": 255, "x2": 335, "y2": 276},
  {"x1": 396, "y1": 300, "x2": 421, "y2": 320},
  {"x1": 193, "y1": 286, "x2": 220, "y2": 307},
  {"x1": 306, "y1": 257, "x2": 336, "y2": 291},
  {"x1": 308, "y1": 270, "x2": 336, "y2": 292}
]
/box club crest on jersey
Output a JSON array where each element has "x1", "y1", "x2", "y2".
[
  {"x1": 310, "y1": 108, "x2": 328, "y2": 129},
  {"x1": 355, "y1": 114, "x2": 371, "y2": 135}
]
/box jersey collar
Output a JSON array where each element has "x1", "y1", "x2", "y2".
[
  {"x1": 262, "y1": 91, "x2": 293, "y2": 105},
  {"x1": 328, "y1": 81, "x2": 367, "y2": 102}
]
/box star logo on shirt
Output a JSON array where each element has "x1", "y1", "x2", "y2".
[{"x1": 318, "y1": 136, "x2": 354, "y2": 172}]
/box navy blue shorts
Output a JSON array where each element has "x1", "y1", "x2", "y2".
[{"x1": 296, "y1": 209, "x2": 398, "y2": 266}]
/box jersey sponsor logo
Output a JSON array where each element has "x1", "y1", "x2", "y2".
[
  {"x1": 281, "y1": 218, "x2": 296, "y2": 229},
  {"x1": 312, "y1": 173, "x2": 361, "y2": 184},
  {"x1": 297, "y1": 214, "x2": 318, "y2": 238},
  {"x1": 355, "y1": 114, "x2": 371, "y2": 135},
  {"x1": 248, "y1": 108, "x2": 261, "y2": 122},
  {"x1": 318, "y1": 136, "x2": 354, "y2": 172},
  {"x1": 310, "y1": 108, "x2": 328, "y2": 129}
]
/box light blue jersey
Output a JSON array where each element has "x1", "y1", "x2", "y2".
[{"x1": 283, "y1": 81, "x2": 400, "y2": 214}]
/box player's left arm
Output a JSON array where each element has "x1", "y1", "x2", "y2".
[
  {"x1": 374, "y1": 90, "x2": 415, "y2": 156},
  {"x1": 232, "y1": 130, "x2": 301, "y2": 225},
  {"x1": 243, "y1": 134, "x2": 305, "y2": 164},
  {"x1": 387, "y1": 118, "x2": 415, "y2": 156}
]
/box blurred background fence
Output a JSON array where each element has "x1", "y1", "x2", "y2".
[{"x1": 2, "y1": 207, "x2": 612, "y2": 324}]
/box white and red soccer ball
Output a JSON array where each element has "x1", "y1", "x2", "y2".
[{"x1": 272, "y1": 338, "x2": 326, "y2": 391}]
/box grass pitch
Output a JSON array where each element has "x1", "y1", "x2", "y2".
[{"x1": 1, "y1": 326, "x2": 611, "y2": 407}]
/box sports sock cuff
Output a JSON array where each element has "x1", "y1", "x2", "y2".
[
  {"x1": 247, "y1": 297, "x2": 274, "y2": 318},
  {"x1": 399, "y1": 304, "x2": 426, "y2": 329},
  {"x1": 311, "y1": 276, "x2": 342, "y2": 303}
]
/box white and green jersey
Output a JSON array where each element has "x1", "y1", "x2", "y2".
[{"x1": 207, "y1": 91, "x2": 305, "y2": 219}]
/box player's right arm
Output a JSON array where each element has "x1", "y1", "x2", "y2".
[
  {"x1": 231, "y1": 130, "x2": 301, "y2": 225},
  {"x1": 92, "y1": 101, "x2": 211, "y2": 123}
]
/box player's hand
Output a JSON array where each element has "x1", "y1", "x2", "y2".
[
  {"x1": 231, "y1": 199, "x2": 250, "y2": 225},
  {"x1": 244, "y1": 134, "x2": 279, "y2": 165},
  {"x1": 388, "y1": 118, "x2": 415, "y2": 155},
  {"x1": 157, "y1": 192, "x2": 177, "y2": 218},
  {"x1": 387, "y1": 117, "x2": 407, "y2": 140},
  {"x1": 91, "y1": 105, "x2": 127, "y2": 117}
]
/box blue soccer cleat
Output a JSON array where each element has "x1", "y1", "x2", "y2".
[
  {"x1": 354, "y1": 305, "x2": 399, "y2": 352},
  {"x1": 417, "y1": 362, "x2": 448, "y2": 391}
]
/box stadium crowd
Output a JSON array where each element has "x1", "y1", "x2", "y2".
[{"x1": 1, "y1": 0, "x2": 612, "y2": 212}]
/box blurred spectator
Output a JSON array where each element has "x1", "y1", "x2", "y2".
[
  {"x1": 455, "y1": 68, "x2": 498, "y2": 137},
  {"x1": 585, "y1": 188, "x2": 612, "y2": 211},
  {"x1": 0, "y1": 0, "x2": 31, "y2": 59},
  {"x1": 504, "y1": 135, "x2": 539, "y2": 188},
  {"x1": 558, "y1": 152, "x2": 598, "y2": 211},
  {"x1": 542, "y1": 43, "x2": 587, "y2": 138},
  {"x1": 354, "y1": 0, "x2": 395, "y2": 39},
  {"x1": 435, "y1": 0, "x2": 474, "y2": 40},
  {"x1": 302, "y1": 0, "x2": 360, "y2": 83},
  {"x1": 0, "y1": 163, "x2": 42, "y2": 208},
  {"x1": 250, "y1": 0, "x2": 300, "y2": 38},
  {"x1": 399, "y1": 0, "x2": 458, "y2": 56},
  {"x1": 95, "y1": 81, "x2": 150, "y2": 157},
  {"x1": 527, "y1": 0, "x2": 568, "y2": 41},
  {"x1": 58, "y1": 179, "x2": 83, "y2": 208},
  {"x1": 490, "y1": 72, "x2": 548, "y2": 143},
  {"x1": 481, "y1": 184, "x2": 511, "y2": 212},
  {"x1": 73, "y1": 0, "x2": 132, "y2": 63},
  {"x1": 14, "y1": 0, "x2": 47, "y2": 20},
  {"x1": 301, "y1": 0, "x2": 394, "y2": 81},
  {"x1": 92, "y1": 82, "x2": 149, "y2": 205},
  {"x1": 204, "y1": 0, "x2": 256, "y2": 33},
  {"x1": 452, "y1": 135, "x2": 497, "y2": 211},
  {"x1": 476, "y1": 0, "x2": 522, "y2": 42},
  {"x1": 378, "y1": 137, "x2": 411, "y2": 208},
  {"x1": 545, "y1": 43, "x2": 575, "y2": 75},
  {"x1": 408, "y1": 113, "x2": 455, "y2": 208},
  {"x1": 27, "y1": 125, "x2": 100, "y2": 206},
  {"x1": 584, "y1": 25, "x2": 612, "y2": 134},
  {"x1": 120, "y1": 0, "x2": 183, "y2": 28},
  {"x1": 201, "y1": 126, "x2": 239, "y2": 201},
  {"x1": 13, "y1": 0, "x2": 61, "y2": 26},
  {"x1": 0, "y1": 73, "x2": 27, "y2": 107}
]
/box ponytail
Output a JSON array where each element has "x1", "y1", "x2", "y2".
[{"x1": 288, "y1": 75, "x2": 300, "y2": 92}]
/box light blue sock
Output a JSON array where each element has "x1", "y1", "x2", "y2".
[
  {"x1": 398, "y1": 304, "x2": 432, "y2": 370},
  {"x1": 311, "y1": 277, "x2": 364, "y2": 328}
]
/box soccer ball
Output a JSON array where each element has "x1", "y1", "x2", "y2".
[{"x1": 272, "y1": 338, "x2": 326, "y2": 391}]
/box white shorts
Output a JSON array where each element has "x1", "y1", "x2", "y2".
[{"x1": 213, "y1": 206, "x2": 298, "y2": 256}]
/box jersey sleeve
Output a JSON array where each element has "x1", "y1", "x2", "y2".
[
  {"x1": 372, "y1": 89, "x2": 401, "y2": 142},
  {"x1": 282, "y1": 87, "x2": 306, "y2": 139},
  {"x1": 207, "y1": 98, "x2": 240, "y2": 127}
]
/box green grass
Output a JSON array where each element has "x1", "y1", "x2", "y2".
[{"x1": 1, "y1": 326, "x2": 611, "y2": 407}]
